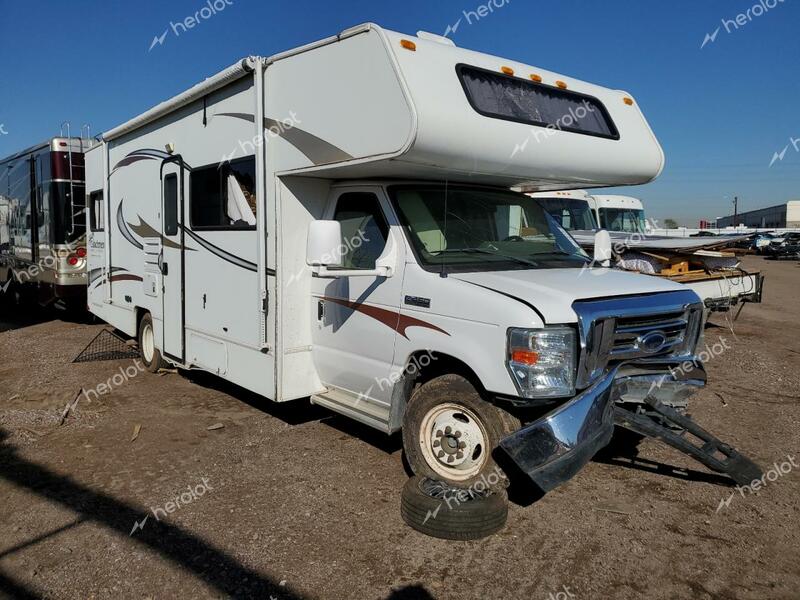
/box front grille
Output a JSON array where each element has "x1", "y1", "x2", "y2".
[
  {"x1": 572, "y1": 290, "x2": 704, "y2": 389},
  {"x1": 610, "y1": 311, "x2": 688, "y2": 359}
]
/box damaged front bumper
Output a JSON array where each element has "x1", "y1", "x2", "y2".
[{"x1": 499, "y1": 360, "x2": 706, "y2": 492}]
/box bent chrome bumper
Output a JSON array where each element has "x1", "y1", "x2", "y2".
[
  {"x1": 499, "y1": 360, "x2": 706, "y2": 492},
  {"x1": 499, "y1": 368, "x2": 618, "y2": 492}
]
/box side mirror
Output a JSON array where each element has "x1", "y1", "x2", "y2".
[
  {"x1": 307, "y1": 220, "x2": 343, "y2": 268},
  {"x1": 593, "y1": 229, "x2": 612, "y2": 267}
]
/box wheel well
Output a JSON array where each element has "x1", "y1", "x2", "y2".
[
  {"x1": 134, "y1": 307, "x2": 148, "y2": 336},
  {"x1": 404, "y1": 351, "x2": 488, "y2": 397}
]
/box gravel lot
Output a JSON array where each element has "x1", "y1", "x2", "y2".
[{"x1": 0, "y1": 255, "x2": 798, "y2": 600}]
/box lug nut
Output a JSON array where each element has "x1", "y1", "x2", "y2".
[
  {"x1": 447, "y1": 455, "x2": 454, "y2": 463},
  {"x1": 458, "y1": 441, "x2": 466, "y2": 449},
  {"x1": 456, "y1": 452, "x2": 464, "y2": 460},
  {"x1": 437, "y1": 450, "x2": 445, "y2": 458},
  {"x1": 454, "y1": 431, "x2": 462, "y2": 438},
  {"x1": 435, "y1": 430, "x2": 443, "y2": 438},
  {"x1": 445, "y1": 426, "x2": 452, "y2": 435},
  {"x1": 433, "y1": 440, "x2": 440, "y2": 448}
]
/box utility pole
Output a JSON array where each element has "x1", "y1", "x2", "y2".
[{"x1": 733, "y1": 196, "x2": 739, "y2": 227}]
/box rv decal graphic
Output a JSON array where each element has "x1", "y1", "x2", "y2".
[
  {"x1": 111, "y1": 148, "x2": 185, "y2": 174},
  {"x1": 128, "y1": 216, "x2": 188, "y2": 251},
  {"x1": 117, "y1": 201, "x2": 144, "y2": 250},
  {"x1": 216, "y1": 112, "x2": 353, "y2": 165},
  {"x1": 90, "y1": 267, "x2": 143, "y2": 289},
  {"x1": 321, "y1": 296, "x2": 450, "y2": 339},
  {"x1": 181, "y1": 226, "x2": 258, "y2": 272}
]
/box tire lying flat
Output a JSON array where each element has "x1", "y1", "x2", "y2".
[{"x1": 400, "y1": 476, "x2": 508, "y2": 540}]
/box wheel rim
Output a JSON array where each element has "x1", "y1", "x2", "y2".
[
  {"x1": 141, "y1": 323, "x2": 155, "y2": 364},
  {"x1": 418, "y1": 403, "x2": 489, "y2": 481}
]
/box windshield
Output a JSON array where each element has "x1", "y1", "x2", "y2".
[
  {"x1": 390, "y1": 186, "x2": 589, "y2": 272},
  {"x1": 540, "y1": 198, "x2": 597, "y2": 231},
  {"x1": 598, "y1": 207, "x2": 646, "y2": 234}
]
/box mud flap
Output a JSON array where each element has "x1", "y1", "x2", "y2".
[{"x1": 613, "y1": 397, "x2": 763, "y2": 486}]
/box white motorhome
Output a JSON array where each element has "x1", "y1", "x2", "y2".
[
  {"x1": 590, "y1": 194, "x2": 646, "y2": 233},
  {"x1": 86, "y1": 24, "x2": 716, "y2": 493}
]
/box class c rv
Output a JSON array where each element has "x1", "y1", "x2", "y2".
[
  {"x1": 85, "y1": 23, "x2": 721, "y2": 493},
  {"x1": 0, "y1": 136, "x2": 90, "y2": 309}
]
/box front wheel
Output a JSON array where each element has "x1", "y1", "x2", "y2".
[
  {"x1": 138, "y1": 313, "x2": 167, "y2": 373},
  {"x1": 402, "y1": 374, "x2": 520, "y2": 490}
]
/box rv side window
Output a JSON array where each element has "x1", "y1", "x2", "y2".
[
  {"x1": 190, "y1": 156, "x2": 256, "y2": 230},
  {"x1": 163, "y1": 175, "x2": 178, "y2": 236},
  {"x1": 332, "y1": 193, "x2": 389, "y2": 270},
  {"x1": 89, "y1": 190, "x2": 105, "y2": 232},
  {"x1": 457, "y1": 64, "x2": 618, "y2": 140}
]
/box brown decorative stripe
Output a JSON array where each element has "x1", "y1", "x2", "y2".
[
  {"x1": 109, "y1": 274, "x2": 144, "y2": 283},
  {"x1": 321, "y1": 296, "x2": 449, "y2": 339}
]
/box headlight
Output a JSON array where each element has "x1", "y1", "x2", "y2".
[{"x1": 507, "y1": 326, "x2": 577, "y2": 398}]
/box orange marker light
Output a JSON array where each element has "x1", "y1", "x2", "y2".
[
  {"x1": 400, "y1": 39, "x2": 416, "y2": 51},
  {"x1": 511, "y1": 350, "x2": 539, "y2": 366},
  {"x1": 501, "y1": 66, "x2": 514, "y2": 76},
  {"x1": 555, "y1": 80, "x2": 567, "y2": 89},
  {"x1": 623, "y1": 97, "x2": 634, "y2": 106},
  {"x1": 530, "y1": 74, "x2": 542, "y2": 83}
]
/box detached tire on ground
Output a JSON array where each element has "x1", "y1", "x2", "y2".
[
  {"x1": 400, "y1": 476, "x2": 508, "y2": 540},
  {"x1": 138, "y1": 313, "x2": 168, "y2": 373}
]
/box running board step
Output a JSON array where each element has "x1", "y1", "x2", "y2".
[{"x1": 613, "y1": 397, "x2": 763, "y2": 487}]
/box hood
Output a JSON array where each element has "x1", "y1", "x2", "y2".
[{"x1": 452, "y1": 267, "x2": 688, "y2": 324}]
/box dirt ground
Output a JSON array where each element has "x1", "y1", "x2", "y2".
[{"x1": 0, "y1": 255, "x2": 798, "y2": 600}]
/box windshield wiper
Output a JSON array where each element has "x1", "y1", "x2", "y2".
[{"x1": 436, "y1": 248, "x2": 540, "y2": 267}]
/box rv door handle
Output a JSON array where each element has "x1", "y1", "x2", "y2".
[{"x1": 158, "y1": 253, "x2": 168, "y2": 276}]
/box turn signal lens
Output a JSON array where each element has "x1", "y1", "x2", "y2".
[
  {"x1": 501, "y1": 66, "x2": 514, "y2": 76},
  {"x1": 555, "y1": 80, "x2": 568, "y2": 89},
  {"x1": 623, "y1": 97, "x2": 634, "y2": 106},
  {"x1": 511, "y1": 350, "x2": 539, "y2": 365},
  {"x1": 400, "y1": 39, "x2": 416, "y2": 51},
  {"x1": 530, "y1": 73, "x2": 542, "y2": 83}
]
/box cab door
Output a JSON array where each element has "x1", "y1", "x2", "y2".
[
  {"x1": 310, "y1": 187, "x2": 405, "y2": 405},
  {"x1": 160, "y1": 160, "x2": 185, "y2": 361}
]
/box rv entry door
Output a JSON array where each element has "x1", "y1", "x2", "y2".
[{"x1": 160, "y1": 159, "x2": 185, "y2": 362}]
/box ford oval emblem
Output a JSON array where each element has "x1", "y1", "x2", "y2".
[{"x1": 638, "y1": 331, "x2": 667, "y2": 354}]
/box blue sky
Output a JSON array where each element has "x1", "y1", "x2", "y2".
[{"x1": 1, "y1": 0, "x2": 798, "y2": 224}]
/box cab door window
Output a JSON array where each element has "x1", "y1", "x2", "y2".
[{"x1": 332, "y1": 192, "x2": 389, "y2": 270}]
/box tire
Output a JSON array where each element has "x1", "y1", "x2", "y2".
[
  {"x1": 402, "y1": 374, "x2": 520, "y2": 490},
  {"x1": 138, "y1": 313, "x2": 167, "y2": 373},
  {"x1": 400, "y1": 476, "x2": 508, "y2": 540}
]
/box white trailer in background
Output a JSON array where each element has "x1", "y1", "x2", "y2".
[
  {"x1": 533, "y1": 190, "x2": 764, "y2": 312},
  {"x1": 86, "y1": 24, "x2": 756, "y2": 506}
]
